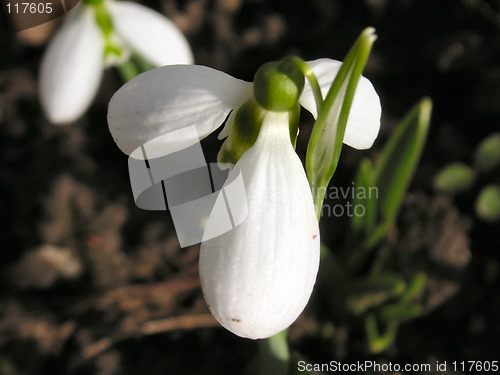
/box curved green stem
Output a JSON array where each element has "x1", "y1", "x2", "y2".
[
  {"x1": 255, "y1": 330, "x2": 290, "y2": 375},
  {"x1": 287, "y1": 56, "x2": 324, "y2": 115},
  {"x1": 117, "y1": 59, "x2": 140, "y2": 82}
]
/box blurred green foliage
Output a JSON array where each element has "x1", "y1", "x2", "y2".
[
  {"x1": 476, "y1": 185, "x2": 500, "y2": 222},
  {"x1": 435, "y1": 132, "x2": 500, "y2": 223},
  {"x1": 434, "y1": 162, "x2": 475, "y2": 193}
]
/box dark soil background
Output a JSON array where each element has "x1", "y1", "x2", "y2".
[{"x1": 1, "y1": 0, "x2": 499, "y2": 374}]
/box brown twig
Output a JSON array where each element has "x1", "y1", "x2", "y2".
[{"x1": 81, "y1": 313, "x2": 219, "y2": 361}]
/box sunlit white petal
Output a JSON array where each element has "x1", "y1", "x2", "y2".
[
  {"x1": 108, "y1": 65, "x2": 252, "y2": 156},
  {"x1": 200, "y1": 112, "x2": 320, "y2": 339},
  {"x1": 300, "y1": 58, "x2": 381, "y2": 149},
  {"x1": 39, "y1": 6, "x2": 103, "y2": 124},
  {"x1": 109, "y1": 1, "x2": 193, "y2": 66}
]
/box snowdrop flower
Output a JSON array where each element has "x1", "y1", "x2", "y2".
[
  {"x1": 108, "y1": 57, "x2": 380, "y2": 339},
  {"x1": 40, "y1": 0, "x2": 193, "y2": 124}
]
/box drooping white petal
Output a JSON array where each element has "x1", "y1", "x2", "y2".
[
  {"x1": 109, "y1": 1, "x2": 193, "y2": 66},
  {"x1": 39, "y1": 5, "x2": 103, "y2": 124},
  {"x1": 199, "y1": 111, "x2": 320, "y2": 340},
  {"x1": 300, "y1": 58, "x2": 381, "y2": 149},
  {"x1": 108, "y1": 65, "x2": 252, "y2": 156}
]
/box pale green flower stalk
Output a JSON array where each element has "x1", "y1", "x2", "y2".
[
  {"x1": 107, "y1": 28, "x2": 381, "y2": 339},
  {"x1": 39, "y1": 0, "x2": 193, "y2": 124}
]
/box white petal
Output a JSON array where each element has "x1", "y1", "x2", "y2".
[
  {"x1": 108, "y1": 65, "x2": 252, "y2": 156},
  {"x1": 200, "y1": 112, "x2": 320, "y2": 339},
  {"x1": 39, "y1": 5, "x2": 103, "y2": 124},
  {"x1": 109, "y1": 1, "x2": 193, "y2": 66},
  {"x1": 300, "y1": 58, "x2": 381, "y2": 149}
]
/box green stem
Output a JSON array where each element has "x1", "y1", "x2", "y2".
[
  {"x1": 117, "y1": 59, "x2": 140, "y2": 82},
  {"x1": 256, "y1": 330, "x2": 290, "y2": 375},
  {"x1": 83, "y1": 0, "x2": 105, "y2": 5},
  {"x1": 287, "y1": 56, "x2": 324, "y2": 115},
  {"x1": 131, "y1": 51, "x2": 156, "y2": 73},
  {"x1": 94, "y1": 2, "x2": 114, "y2": 36}
]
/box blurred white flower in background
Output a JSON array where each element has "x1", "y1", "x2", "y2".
[{"x1": 39, "y1": 0, "x2": 193, "y2": 124}]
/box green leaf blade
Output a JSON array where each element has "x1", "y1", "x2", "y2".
[
  {"x1": 373, "y1": 97, "x2": 432, "y2": 230},
  {"x1": 352, "y1": 158, "x2": 376, "y2": 233}
]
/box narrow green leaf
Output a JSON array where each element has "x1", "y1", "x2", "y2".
[
  {"x1": 365, "y1": 314, "x2": 398, "y2": 353},
  {"x1": 306, "y1": 28, "x2": 377, "y2": 218},
  {"x1": 351, "y1": 158, "x2": 376, "y2": 233},
  {"x1": 363, "y1": 222, "x2": 390, "y2": 250},
  {"x1": 379, "y1": 302, "x2": 422, "y2": 322},
  {"x1": 346, "y1": 272, "x2": 406, "y2": 315},
  {"x1": 434, "y1": 162, "x2": 475, "y2": 193},
  {"x1": 474, "y1": 132, "x2": 500, "y2": 173},
  {"x1": 401, "y1": 273, "x2": 426, "y2": 303},
  {"x1": 476, "y1": 185, "x2": 500, "y2": 222},
  {"x1": 372, "y1": 97, "x2": 432, "y2": 234},
  {"x1": 347, "y1": 290, "x2": 395, "y2": 316}
]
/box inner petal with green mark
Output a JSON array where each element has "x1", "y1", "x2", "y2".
[{"x1": 218, "y1": 98, "x2": 300, "y2": 168}]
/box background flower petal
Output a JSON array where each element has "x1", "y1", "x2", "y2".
[
  {"x1": 200, "y1": 112, "x2": 320, "y2": 339},
  {"x1": 109, "y1": 1, "x2": 194, "y2": 67},
  {"x1": 39, "y1": 6, "x2": 103, "y2": 124},
  {"x1": 108, "y1": 65, "x2": 252, "y2": 156},
  {"x1": 301, "y1": 58, "x2": 381, "y2": 149}
]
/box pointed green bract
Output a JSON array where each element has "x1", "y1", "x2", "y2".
[{"x1": 305, "y1": 28, "x2": 377, "y2": 218}]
